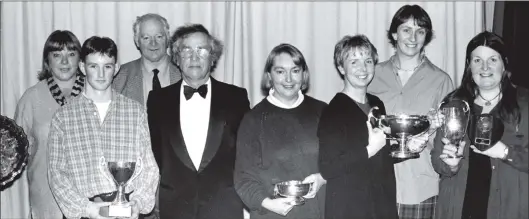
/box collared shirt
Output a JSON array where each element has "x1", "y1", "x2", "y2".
[
  {"x1": 142, "y1": 56, "x2": 171, "y2": 106},
  {"x1": 180, "y1": 78, "x2": 212, "y2": 170},
  {"x1": 368, "y1": 55, "x2": 455, "y2": 204},
  {"x1": 266, "y1": 88, "x2": 304, "y2": 109},
  {"x1": 48, "y1": 91, "x2": 159, "y2": 218}
]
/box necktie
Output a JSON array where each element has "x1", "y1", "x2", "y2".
[
  {"x1": 183, "y1": 84, "x2": 208, "y2": 100},
  {"x1": 152, "y1": 69, "x2": 161, "y2": 90}
]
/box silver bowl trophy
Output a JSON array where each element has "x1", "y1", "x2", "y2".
[
  {"x1": 273, "y1": 180, "x2": 312, "y2": 205},
  {"x1": 1, "y1": 115, "x2": 29, "y2": 190},
  {"x1": 438, "y1": 99, "x2": 471, "y2": 158},
  {"x1": 99, "y1": 156, "x2": 143, "y2": 217},
  {"x1": 470, "y1": 114, "x2": 504, "y2": 151},
  {"x1": 369, "y1": 107, "x2": 431, "y2": 159}
]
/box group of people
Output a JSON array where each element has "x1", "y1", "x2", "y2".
[{"x1": 11, "y1": 3, "x2": 527, "y2": 219}]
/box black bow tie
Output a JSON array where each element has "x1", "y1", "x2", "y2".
[{"x1": 183, "y1": 84, "x2": 208, "y2": 100}]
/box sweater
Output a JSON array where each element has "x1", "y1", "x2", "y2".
[{"x1": 235, "y1": 96, "x2": 327, "y2": 219}]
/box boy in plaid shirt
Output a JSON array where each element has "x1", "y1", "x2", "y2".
[{"x1": 48, "y1": 36, "x2": 159, "y2": 219}]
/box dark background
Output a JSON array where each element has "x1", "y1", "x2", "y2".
[{"x1": 494, "y1": 1, "x2": 529, "y2": 89}]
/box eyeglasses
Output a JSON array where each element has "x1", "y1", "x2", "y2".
[{"x1": 179, "y1": 47, "x2": 211, "y2": 58}]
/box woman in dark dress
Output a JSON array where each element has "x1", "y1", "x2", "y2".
[
  {"x1": 432, "y1": 31, "x2": 528, "y2": 219},
  {"x1": 318, "y1": 34, "x2": 398, "y2": 219},
  {"x1": 234, "y1": 43, "x2": 327, "y2": 219}
]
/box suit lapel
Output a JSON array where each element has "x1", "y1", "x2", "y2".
[
  {"x1": 127, "y1": 59, "x2": 144, "y2": 105},
  {"x1": 168, "y1": 81, "x2": 198, "y2": 171},
  {"x1": 198, "y1": 79, "x2": 225, "y2": 172},
  {"x1": 168, "y1": 63, "x2": 181, "y2": 84}
]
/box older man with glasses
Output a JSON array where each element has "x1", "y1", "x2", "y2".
[{"x1": 146, "y1": 23, "x2": 250, "y2": 219}]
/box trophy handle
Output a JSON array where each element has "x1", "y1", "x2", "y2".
[
  {"x1": 99, "y1": 156, "x2": 115, "y2": 185},
  {"x1": 368, "y1": 106, "x2": 383, "y2": 128},
  {"x1": 126, "y1": 157, "x2": 143, "y2": 187}
]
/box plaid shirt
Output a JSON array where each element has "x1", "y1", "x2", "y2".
[{"x1": 48, "y1": 91, "x2": 159, "y2": 219}]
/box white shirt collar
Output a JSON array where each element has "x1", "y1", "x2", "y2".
[
  {"x1": 266, "y1": 88, "x2": 304, "y2": 109},
  {"x1": 142, "y1": 55, "x2": 169, "y2": 75}
]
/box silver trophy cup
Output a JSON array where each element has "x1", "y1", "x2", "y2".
[
  {"x1": 369, "y1": 107, "x2": 431, "y2": 159},
  {"x1": 274, "y1": 180, "x2": 312, "y2": 205},
  {"x1": 99, "y1": 156, "x2": 143, "y2": 217},
  {"x1": 438, "y1": 99, "x2": 470, "y2": 158}
]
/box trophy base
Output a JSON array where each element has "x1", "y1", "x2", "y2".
[
  {"x1": 390, "y1": 150, "x2": 419, "y2": 159},
  {"x1": 283, "y1": 196, "x2": 305, "y2": 206},
  {"x1": 108, "y1": 204, "x2": 132, "y2": 217}
]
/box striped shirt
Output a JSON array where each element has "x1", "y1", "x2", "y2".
[{"x1": 47, "y1": 91, "x2": 159, "y2": 218}]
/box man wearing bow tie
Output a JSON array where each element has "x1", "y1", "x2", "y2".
[{"x1": 146, "y1": 23, "x2": 250, "y2": 219}]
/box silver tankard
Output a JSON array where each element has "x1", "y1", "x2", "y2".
[{"x1": 438, "y1": 99, "x2": 471, "y2": 158}]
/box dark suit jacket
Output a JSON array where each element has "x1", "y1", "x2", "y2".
[
  {"x1": 147, "y1": 77, "x2": 250, "y2": 219},
  {"x1": 113, "y1": 57, "x2": 181, "y2": 105},
  {"x1": 318, "y1": 93, "x2": 397, "y2": 219}
]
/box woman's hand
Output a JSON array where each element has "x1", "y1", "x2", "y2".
[
  {"x1": 439, "y1": 138, "x2": 465, "y2": 171},
  {"x1": 366, "y1": 121, "x2": 387, "y2": 157},
  {"x1": 261, "y1": 197, "x2": 295, "y2": 216},
  {"x1": 428, "y1": 108, "x2": 445, "y2": 131},
  {"x1": 302, "y1": 173, "x2": 326, "y2": 199},
  {"x1": 407, "y1": 131, "x2": 429, "y2": 153},
  {"x1": 470, "y1": 141, "x2": 508, "y2": 159}
]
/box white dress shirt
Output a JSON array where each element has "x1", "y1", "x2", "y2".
[
  {"x1": 180, "y1": 78, "x2": 211, "y2": 170},
  {"x1": 142, "y1": 56, "x2": 171, "y2": 106}
]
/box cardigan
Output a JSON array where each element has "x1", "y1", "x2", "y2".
[
  {"x1": 318, "y1": 92, "x2": 398, "y2": 219},
  {"x1": 431, "y1": 86, "x2": 529, "y2": 219},
  {"x1": 14, "y1": 80, "x2": 64, "y2": 218}
]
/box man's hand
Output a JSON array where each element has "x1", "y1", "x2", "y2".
[
  {"x1": 85, "y1": 201, "x2": 113, "y2": 219},
  {"x1": 261, "y1": 197, "x2": 295, "y2": 216},
  {"x1": 122, "y1": 199, "x2": 140, "y2": 219}
]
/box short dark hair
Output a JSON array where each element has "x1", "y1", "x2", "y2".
[
  {"x1": 261, "y1": 43, "x2": 310, "y2": 94},
  {"x1": 387, "y1": 4, "x2": 434, "y2": 48},
  {"x1": 170, "y1": 24, "x2": 224, "y2": 72},
  {"x1": 39, "y1": 30, "x2": 82, "y2": 80},
  {"x1": 333, "y1": 34, "x2": 379, "y2": 77},
  {"x1": 80, "y1": 36, "x2": 118, "y2": 63}
]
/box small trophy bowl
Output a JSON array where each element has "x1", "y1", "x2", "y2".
[{"x1": 274, "y1": 180, "x2": 312, "y2": 205}]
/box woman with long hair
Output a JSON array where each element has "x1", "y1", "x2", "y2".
[{"x1": 431, "y1": 31, "x2": 528, "y2": 219}]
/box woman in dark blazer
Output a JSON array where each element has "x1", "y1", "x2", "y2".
[{"x1": 318, "y1": 35, "x2": 398, "y2": 219}]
